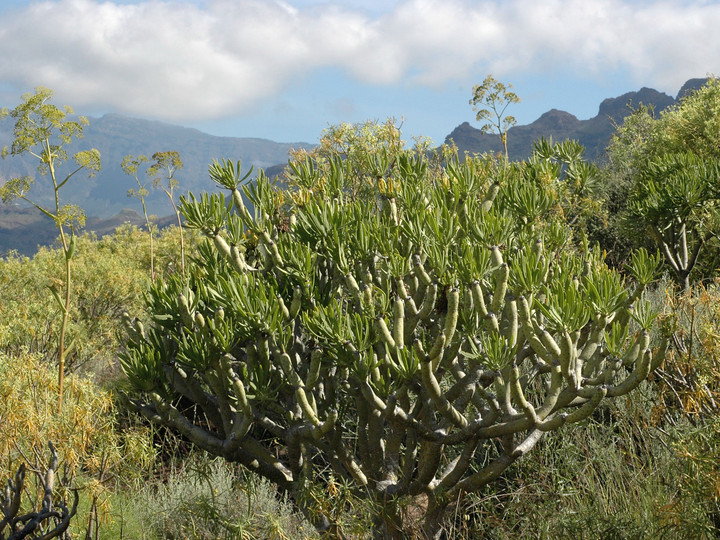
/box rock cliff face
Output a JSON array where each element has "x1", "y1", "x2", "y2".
[
  {"x1": 676, "y1": 78, "x2": 710, "y2": 99},
  {"x1": 446, "y1": 79, "x2": 706, "y2": 161}
]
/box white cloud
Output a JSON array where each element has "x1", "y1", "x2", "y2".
[{"x1": 0, "y1": 0, "x2": 718, "y2": 121}]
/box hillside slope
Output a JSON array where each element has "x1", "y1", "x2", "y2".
[{"x1": 0, "y1": 113, "x2": 312, "y2": 219}]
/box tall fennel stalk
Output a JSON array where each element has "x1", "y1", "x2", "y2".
[{"x1": 0, "y1": 87, "x2": 101, "y2": 410}]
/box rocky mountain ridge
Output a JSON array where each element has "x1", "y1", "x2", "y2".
[{"x1": 446, "y1": 78, "x2": 709, "y2": 160}]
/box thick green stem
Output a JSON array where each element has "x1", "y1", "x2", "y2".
[{"x1": 57, "y1": 247, "x2": 71, "y2": 412}]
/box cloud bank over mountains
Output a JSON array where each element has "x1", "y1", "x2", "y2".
[{"x1": 0, "y1": 0, "x2": 718, "y2": 124}]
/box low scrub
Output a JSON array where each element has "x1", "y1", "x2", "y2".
[
  {"x1": 0, "y1": 351, "x2": 155, "y2": 538},
  {"x1": 0, "y1": 225, "x2": 189, "y2": 378},
  {"x1": 123, "y1": 456, "x2": 315, "y2": 539}
]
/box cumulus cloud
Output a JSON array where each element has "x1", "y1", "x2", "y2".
[{"x1": 0, "y1": 0, "x2": 718, "y2": 121}]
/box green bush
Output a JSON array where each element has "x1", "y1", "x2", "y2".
[
  {"x1": 121, "y1": 125, "x2": 667, "y2": 538},
  {"x1": 0, "y1": 225, "x2": 190, "y2": 378},
  {"x1": 602, "y1": 79, "x2": 720, "y2": 285}
]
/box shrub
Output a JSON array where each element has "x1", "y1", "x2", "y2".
[
  {"x1": 121, "y1": 131, "x2": 667, "y2": 539},
  {"x1": 0, "y1": 225, "x2": 190, "y2": 378},
  {"x1": 604, "y1": 79, "x2": 720, "y2": 286},
  {"x1": 126, "y1": 456, "x2": 315, "y2": 540},
  {"x1": 648, "y1": 279, "x2": 720, "y2": 420},
  {"x1": 0, "y1": 351, "x2": 155, "y2": 538}
]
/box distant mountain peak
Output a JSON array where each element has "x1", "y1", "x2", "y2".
[
  {"x1": 596, "y1": 87, "x2": 674, "y2": 121},
  {"x1": 533, "y1": 109, "x2": 580, "y2": 130},
  {"x1": 676, "y1": 78, "x2": 712, "y2": 99}
]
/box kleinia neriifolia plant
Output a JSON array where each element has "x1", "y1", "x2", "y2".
[{"x1": 121, "y1": 136, "x2": 667, "y2": 539}]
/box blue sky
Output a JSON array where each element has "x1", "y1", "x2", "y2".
[{"x1": 0, "y1": 0, "x2": 718, "y2": 145}]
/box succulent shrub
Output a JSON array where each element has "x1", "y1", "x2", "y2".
[
  {"x1": 623, "y1": 152, "x2": 720, "y2": 290},
  {"x1": 121, "y1": 136, "x2": 667, "y2": 539}
]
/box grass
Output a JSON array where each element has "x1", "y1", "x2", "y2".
[
  {"x1": 117, "y1": 455, "x2": 316, "y2": 540},
  {"x1": 457, "y1": 385, "x2": 720, "y2": 539}
]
